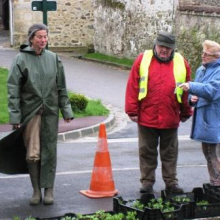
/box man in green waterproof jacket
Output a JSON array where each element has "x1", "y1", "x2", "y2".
[{"x1": 6, "y1": 24, "x2": 74, "y2": 206}]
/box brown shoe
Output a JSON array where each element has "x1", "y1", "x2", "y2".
[
  {"x1": 166, "y1": 184, "x2": 184, "y2": 193},
  {"x1": 140, "y1": 184, "x2": 153, "y2": 193}
]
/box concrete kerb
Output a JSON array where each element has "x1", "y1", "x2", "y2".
[
  {"x1": 0, "y1": 114, "x2": 117, "y2": 143},
  {"x1": 57, "y1": 103, "x2": 129, "y2": 142},
  {"x1": 57, "y1": 114, "x2": 116, "y2": 142}
]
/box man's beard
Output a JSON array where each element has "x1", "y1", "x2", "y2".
[{"x1": 153, "y1": 46, "x2": 174, "y2": 63}]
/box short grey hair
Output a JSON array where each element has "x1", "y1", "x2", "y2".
[
  {"x1": 203, "y1": 40, "x2": 220, "y2": 58},
  {"x1": 28, "y1": 23, "x2": 48, "y2": 45}
]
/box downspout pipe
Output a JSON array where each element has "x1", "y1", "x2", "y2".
[{"x1": 9, "y1": 0, "x2": 13, "y2": 46}]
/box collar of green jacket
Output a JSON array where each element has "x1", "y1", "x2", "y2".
[{"x1": 19, "y1": 43, "x2": 45, "y2": 56}]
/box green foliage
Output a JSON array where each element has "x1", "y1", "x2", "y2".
[
  {"x1": 172, "y1": 196, "x2": 191, "y2": 203},
  {"x1": 131, "y1": 200, "x2": 145, "y2": 210},
  {"x1": 72, "y1": 210, "x2": 138, "y2": 220},
  {"x1": 100, "y1": 0, "x2": 125, "y2": 10},
  {"x1": 73, "y1": 99, "x2": 109, "y2": 118},
  {"x1": 0, "y1": 68, "x2": 109, "y2": 124},
  {"x1": 25, "y1": 217, "x2": 37, "y2": 220},
  {"x1": 12, "y1": 217, "x2": 21, "y2": 220},
  {"x1": 69, "y1": 92, "x2": 89, "y2": 112},
  {"x1": 84, "y1": 52, "x2": 134, "y2": 67},
  {"x1": 125, "y1": 212, "x2": 138, "y2": 220},
  {"x1": 13, "y1": 211, "x2": 138, "y2": 220},
  {"x1": 83, "y1": 99, "x2": 109, "y2": 116},
  {"x1": 178, "y1": 27, "x2": 220, "y2": 79},
  {"x1": 132, "y1": 198, "x2": 175, "y2": 213},
  {"x1": 196, "y1": 200, "x2": 209, "y2": 211},
  {"x1": 13, "y1": 216, "x2": 36, "y2": 220},
  {"x1": 61, "y1": 216, "x2": 78, "y2": 220},
  {"x1": 196, "y1": 200, "x2": 209, "y2": 206},
  {"x1": 0, "y1": 67, "x2": 9, "y2": 124},
  {"x1": 177, "y1": 28, "x2": 202, "y2": 79},
  {"x1": 146, "y1": 198, "x2": 175, "y2": 218}
]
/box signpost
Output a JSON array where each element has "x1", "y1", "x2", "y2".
[
  {"x1": 31, "y1": 0, "x2": 57, "y2": 25},
  {"x1": 31, "y1": 0, "x2": 57, "y2": 49}
]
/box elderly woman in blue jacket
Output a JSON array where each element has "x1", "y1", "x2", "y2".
[{"x1": 180, "y1": 40, "x2": 220, "y2": 186}]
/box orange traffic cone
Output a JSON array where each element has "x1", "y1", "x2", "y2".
[{"x1": 80, "y1": 123, "x2": 118, "y2": 198}]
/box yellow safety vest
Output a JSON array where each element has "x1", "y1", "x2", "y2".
[{"x1": 138, "y1": 50, "x2": 186, "y2": 103}]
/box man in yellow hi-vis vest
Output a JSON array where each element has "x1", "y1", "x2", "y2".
[{"x1": 125, "y1": 31, "x2": 193, "y2": 194}]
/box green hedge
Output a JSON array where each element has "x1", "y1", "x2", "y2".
[{"x1": 69, "y1": 93, "x2": 88, "y2": 112}]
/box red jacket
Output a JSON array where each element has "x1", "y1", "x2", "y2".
[{"x1": 125, "y1": 52, "x2": 193, "y2": 128}]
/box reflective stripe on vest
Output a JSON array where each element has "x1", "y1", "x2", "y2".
[{"x1": 138, "y1": 50, "x2": 186, "y2": 103}]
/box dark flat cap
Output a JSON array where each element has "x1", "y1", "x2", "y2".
[{"x1": 155, "y1": 31, "x2": 176, "y2": 49}]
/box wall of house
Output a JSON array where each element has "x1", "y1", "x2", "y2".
[
  {"x1": 93, "y1": 0, "x2": 177, "y2": 58},
  {"x1": 12, "y1": 0, "x2": 95, "y2": 49}
]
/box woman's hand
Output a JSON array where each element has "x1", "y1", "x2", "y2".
[
  {"x1": 64, "y1": 118, "x2": 73, "y2": 123},
  {"x1": 191, "y1": 95, "x2": 199, "y2": 103},
  {"x1": 179, "y1": 83, "x2": 190, "y2": 91},
  {"x1": 12, "y1": 124, "x2": 21, "y2": 130}
]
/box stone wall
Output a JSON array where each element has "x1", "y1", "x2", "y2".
[
  {"x1": 13, "y1": 0, "x2": 42, "y2": 47},
  {"x1": 12, "y1": 0, "x2": 95, "y2": 49},
  {"x1": 11, "y1": 0, "x2": 220, "y2": 68},
  {"x1": 93, "y1": 0, "x2": 177, "y2": 58},
  {"x1": 93, "y1": 0, "x2": 220, "y2": 74},
  {"x1": 175, "y1": 9, "x2": 220, "y2": 74}
]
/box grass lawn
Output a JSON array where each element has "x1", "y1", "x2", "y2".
[
  {"x1": 0, "y1": 67, "x2": 9, "y2": 124},
  {"x1": 0, "y1": 67, "x2": 109, "y2": 124},
  {"x1": 84, "y1": 52, "x2": 134, "y2": 67}
]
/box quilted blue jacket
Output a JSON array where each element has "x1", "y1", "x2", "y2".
[{"x1": 189, "y1": 58, "x2": 220, "y2": 144}]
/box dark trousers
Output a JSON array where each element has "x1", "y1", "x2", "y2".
[
  {"x1": 138, "y1": 125, "x2": 179, "y2": 187},
  {"x1": 202, "y1": 143, "x2": 220, "y2": 186}
]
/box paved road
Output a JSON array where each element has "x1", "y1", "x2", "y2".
[
  {"x1": 0, "y1": 138, "x2": 208, "y2": 219},
  {"x1": 0, "y1": 44, "x2": 209, "y2": 219},
  {"x1": 0, "y1": 48, "x2": 129, "y2": 110},
  {"x1": 0, "y1": 47, "x2": 192, "y2": 137}
]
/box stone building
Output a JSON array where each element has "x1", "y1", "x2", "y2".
[{"x1": 5, "y1": 0, "x2": 95, "y2": 50}]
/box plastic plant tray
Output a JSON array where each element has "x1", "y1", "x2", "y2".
[
  {"x1": 161, "y1": 187, "x2": 220, "y2": 219},
  {"x1": 113, "y1": 193, "x2": 183, "y2": 220}
]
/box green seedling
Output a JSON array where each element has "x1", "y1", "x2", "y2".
[
  {"x1": 131, "y1": 200, "x2": 145, "y2": 210},
  {"x1": 132, "y1": 198, "x2": 176, "y2": 213},
  {"x1": 172, "y1": 196, "x2": 191, "y2": 203},
  {"x1": 196, "y1": 200, "x2": 209, "y2": 206},
  {"x1": 125, "y1": 212, "x2": 138, "y2": 220},
  {"x1": 13, "y1": 217, "x2": 37, "y2": 220},
  {"x1": 75, "y1": 210, "x2": 139, "y2": 220},
  {"x1": 196, "y1": 200, "x2": 209, "y2": 211},
  {"x1": 61, "y1": 216, "x2": 77, "y2": 220}
]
